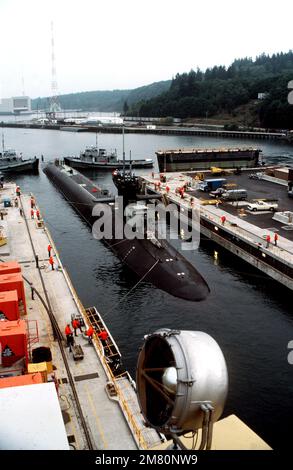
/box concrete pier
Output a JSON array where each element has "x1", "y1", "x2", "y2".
[
  {"x1": 0, "y1": 182, "x2": 161, "y2": 450},
  {"x1": 140, "y1": 172, "x2": 293, "y2": 291}
]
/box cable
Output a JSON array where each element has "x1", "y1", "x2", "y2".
[{"x1": 103, "y1": 259, "x2": 159, "y2": 319}]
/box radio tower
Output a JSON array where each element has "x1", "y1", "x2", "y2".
[{"x1": 47, "y1": 21, "x2": 61, "y2": 120}]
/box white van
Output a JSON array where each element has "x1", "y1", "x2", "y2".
[{"x1": 221, "y1": 189, "x2": 248, "y2": 201}]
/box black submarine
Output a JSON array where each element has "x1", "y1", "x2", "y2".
[{"x1": 43, "y1": 160, "x2": 210, "y2": 301}]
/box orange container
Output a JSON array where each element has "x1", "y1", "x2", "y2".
[
  {"x1": 0, "y1": 273, "x2": 26, "y2": 314},
  {"x1": 0, "y1": 290, "x2": 19, "y2": 321},
  {"x1": 0, "y1": 320, "x2": 28, "y2": 367},
  {"x1": 0, "y1": 372, "x2": 43, "y2": 389},
  {"x1": 0, "y1": 261, "x2": 21, "y2": 276}
]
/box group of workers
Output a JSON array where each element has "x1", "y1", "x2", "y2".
[
  {"x1": 266, "y1": 232, "x2": 279, "y2": 248},
  {"x1": 64, "y1": 319, "x2": 109, "y2": 353}
]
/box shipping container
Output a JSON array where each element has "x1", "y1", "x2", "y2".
[
  {"x1": 0, "y1": 320, "x2": 28, "y2": 367},
  {"x1": 0, "y1": 261, "x2": 21, "y2": 276},
  {"x1": 0, "y1": 372, "x2": 43, "y2": 389},
  {"x1": 0, "y1": 290, "x2": 19, "y2": 321},
  {"x1": 0, "y1": 273, "x2": 26, "y2": 314}
]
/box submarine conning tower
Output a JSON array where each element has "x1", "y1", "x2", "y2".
[{"x1": 112, "y1": 170, "x2": 141, "y2": 202}]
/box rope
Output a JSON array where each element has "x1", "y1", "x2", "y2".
[{"x1": 103, "y1": 259, "x2": 160, "y2": 319}]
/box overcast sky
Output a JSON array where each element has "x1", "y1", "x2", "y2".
[{"x1": 0, "y1": 0, "x2": 292, "y2": 99}]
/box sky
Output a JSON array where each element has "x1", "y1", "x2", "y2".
[{"x1": 0, "y1": 0, "x2": 292, "y2": 99}]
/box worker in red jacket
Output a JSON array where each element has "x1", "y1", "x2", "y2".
[
  {"x1": 72, "y1": 318, "x2": 79, "y2": 337},
  {"x1": 36, "y1": 209, "x2": 40, "y2": 220},
  {"x1": 49, "y1": 256, "x2": 54, "y2": 270},
  {"x1": 31, "y1": 209, "x2": 34, "y2": 219},
  {"x1": 48, "y1": 244, "x2": 52, "y2": 258},
  {"x1": 98, "y1": 330, "x2": 108, "y2": 348},
  {"x1": 65, "y1": 324, "x2": 74, "y2": 352},
  {"x1": 266, "y1": 234, "x2": 271, "y2": 248},
  {"x1": 274, "y1": 232, "x2": 279, "y2": 246},
  {"x1": 86, "y1": 326, "x2": 94, "y2": 344}
]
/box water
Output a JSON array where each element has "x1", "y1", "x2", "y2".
[{"x1": 5, "y1": 126, "x2": 293, "y2": 450}]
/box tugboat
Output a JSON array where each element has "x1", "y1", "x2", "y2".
[
  {"x1": 64, "y1": 146, "x2": 153, "y2": 171},
  {"x1": 0, "y1": 149, "x2": 39, "y2": 173},
  {"x1": 44, "y1": 161, "x2": 210, "y2": 301},
  {"x1": 0, "y1": 132, "x2": 39, "y2": 173}
]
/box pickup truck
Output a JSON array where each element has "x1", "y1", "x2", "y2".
[{"x1": 247, "y1": 200, "x2": 278, "y2": 212}]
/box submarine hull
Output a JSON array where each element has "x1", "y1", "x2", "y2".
[{"x1": 44, "y1": 162, "x2": 209, "y2": 301}]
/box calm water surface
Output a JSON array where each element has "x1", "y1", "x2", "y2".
[{"x1": 5, "y1": 127, "x2": 293, "y2": 450}]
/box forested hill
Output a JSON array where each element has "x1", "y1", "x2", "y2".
[
  {"x1": 128, "y1": 51, "x2": 293, "y2": 129},
  {"x1": 31, "y1": 80, "x2": 171, "y2": 113}
]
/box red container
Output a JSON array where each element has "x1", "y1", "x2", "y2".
[
  {"x1": 0, "y1": 372, "x2": 43, "y2": 389},
  {"x1": 0, "y1": 273, "x2": 26, "y2": 314},
  {"x1": 0, "y1": 261, "x2": 21, "y2": 276},
  {"x1": 0, "y1": 320, "x2": 28, "y2": 367},
  {"x1": 0, "y1": 290, "x2": 19, "y2": 321}
]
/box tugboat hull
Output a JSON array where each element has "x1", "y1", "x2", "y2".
[
  {"x1": 64, "y1": 156, "x2": 153, "y2": 170},
  {"x1": 0, "y1": 158, "x2": 39, "y2": 173}
]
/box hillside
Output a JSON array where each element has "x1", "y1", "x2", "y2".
[
  {"x1": 31, "y1": 80, "x2": 171, "y2": 113},
  {"x1": 127, "y1": 51, "x2": 293, "y2": 129}
]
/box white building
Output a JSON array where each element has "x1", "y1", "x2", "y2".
[{"x1": 0, "y1": 96, "x2": 31, "y2": 114}]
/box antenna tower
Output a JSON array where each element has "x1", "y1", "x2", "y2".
[{"x1": 47, "y1": 21, "x2": 61, "y2": 120}]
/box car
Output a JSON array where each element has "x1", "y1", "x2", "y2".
[
  {"x1": 247, "y1": 200, "x2": 278, "y2": 212},
  {"x1": 249, "y1": 172, "x2": 263, "y2": 180},
  {"x1": 221, "y1": 189, "x2": 248, "y2": 201},
  {"x1": 210, "y1": 187, "x2": 226, "y2": 197}
]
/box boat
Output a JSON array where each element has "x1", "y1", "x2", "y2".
[
  {"x1": 156, "y1": 147, "x2": 263, "y2": 172},
  {"x1": 64, "y1": 146, "x2": 153, "y2": 170},
  {"x1": 0, "y1": 149, "x2": 39, "y2": 173},
  {"x1": 43, "y1": 161, "x2": 210, "y2": 301}
]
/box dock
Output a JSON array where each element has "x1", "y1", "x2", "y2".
[
  {"x1": 1, "y1": 121, "x2": 290, "y2": 142},
  {"x1": 0, "y1": 182, "x2": 162, "y2": 450},
  {"x1": 140, "y1": 171, "x2": 293, "y2": 291}
]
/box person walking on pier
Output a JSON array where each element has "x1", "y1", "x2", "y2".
[
  {"x1": 266, "y1": 234, "x2": 271, "y2": 248},
  {"x1": 31, "y1": 209, "x2": 34, "y2": 219},
  {"x1": 65, "y1": 324, "x2": 74, "y2": 352},
  {"x1": 221, "y1": 215, "x2": 226, "y2": 225},
  {"x1": 98, "y1": 329, "x2": 108, "y2": 348},
  {"x1": 86, "y1": 326, "x2": 94, "y2": 344},
  {"x1": 72, "y1": 318, "x2": 79, "y2": 337},
  {"x1": 274, "y1": 232, "x2": 279, "y2": 247},
  {"x1": 30, "y1": 196, "x2": 35, "y2": 208},
  {"x1": 49, "y1": 256, "x2": 54, "y2": 270},
  {"x1": 48, "y1": 244, "x2": 52, "y2": 258},
  {"x1": 36, "y1": 209, "x2": 40, "y2": 220}
]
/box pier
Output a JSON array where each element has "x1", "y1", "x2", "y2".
[
  {"x1": 140, "y1": 171, "x2": 293, "y2": 292},
  {"x1": 0, "y1": 181, "x2": 162, "y2": 450},
  {"x1": 1, "y1": 121, "x2": 289, "y2": 142}
]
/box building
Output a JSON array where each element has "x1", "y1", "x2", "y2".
[{"x1": 0, "y1": 96, "x2": 31, "y2": 114}]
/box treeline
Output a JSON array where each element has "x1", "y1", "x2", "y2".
[
  {"x1": 127, "y1": 51, "x2": 293, "y2": 129},
  {"x1": 32, "y1": 80, "x2": 171, "y2": 113}
]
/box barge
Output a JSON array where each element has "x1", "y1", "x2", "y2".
[{"x1": 156, "y1": 147, "x2": 262, "y2": 172}]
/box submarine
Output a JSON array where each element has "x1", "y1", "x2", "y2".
[{"x1": 43, "y1": 161, "x2": 210, "y2": 301}]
